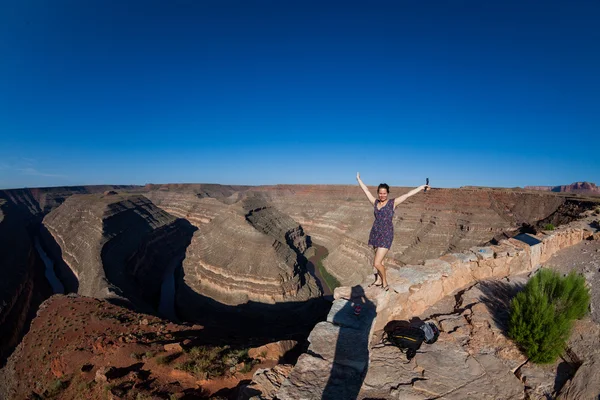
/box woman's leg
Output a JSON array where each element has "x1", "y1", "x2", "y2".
[
  {"x1": 368, "y1": 248, "x2": 382, "y2": 286},
  {"x1": 373, "y1": 247, "x2": 389, "y2": 288}
]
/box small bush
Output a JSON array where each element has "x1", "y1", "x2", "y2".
[
  {"x1": 543, "y1": 223, "x2": 555, "y2": 231},
  {"x1": 176, "y1": 346, "x2": 254, "y2": 378},
  {"x1": 156, "y1": 352, "x2": 181, "y2": 365},
  {"x1": 508, "y1": 269, "x2": 590, "y2": 364}
]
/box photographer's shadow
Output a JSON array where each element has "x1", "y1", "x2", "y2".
[{"x1": 322, "y1": 285, "x2": 376, "y2": 400}]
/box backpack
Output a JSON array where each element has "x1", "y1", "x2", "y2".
[{"x1": 382, "y1": 321, "x2": 440, "y2": 360}]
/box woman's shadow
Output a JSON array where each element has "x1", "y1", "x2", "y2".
[{"x1": 322, "y1": 285, "x2": 376, "y2": 400}]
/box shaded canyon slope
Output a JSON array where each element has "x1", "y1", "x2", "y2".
[
  {"x1": 144, "y1": 191, "x2": 321, "y2": 316},
  {"x1": 40, "y1": 193, "x2": 197, "y2": 312},
  {"x1": 0, "y1": 185, "x2": 139, "y2": 366},
  {"x1": 0, "y1": 199, "x2": 51, "y2": 365}
]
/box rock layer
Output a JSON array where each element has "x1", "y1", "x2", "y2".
[
  {"x1": 41, "y1": 193, "x2": 196, "y2": 310},
  {"x1": 177, "y1": 196, "x2": 319, "y2": 311}
]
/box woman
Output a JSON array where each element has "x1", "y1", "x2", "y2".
[{"x1": 356, "y1": 172, "x2": 429, "y2": 290}]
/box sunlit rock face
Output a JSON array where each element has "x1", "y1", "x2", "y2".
[
  {"x1": 176, "y1": 194, "x2": 320, "y2": 313},
  {"x1": 41, "y1": 193, "x2": 195, "y2": 310}
]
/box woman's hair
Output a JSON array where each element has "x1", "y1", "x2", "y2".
[{"x1": 377, "y1": 183, "x2": 390, "y2": 193}]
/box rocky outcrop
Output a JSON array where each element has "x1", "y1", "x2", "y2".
[
  {"x1": 525, "y1": 181, "x2": 600, "y2": 194},
  {"x1": 271, "y1": 214, "x2": 598, "y2": 399},
  {"x1": 41, "y1": 193, "x2": 196, "y2": 310},
  {"x1": 558, "y1": 352, "x2": 600, "y2": 399}
]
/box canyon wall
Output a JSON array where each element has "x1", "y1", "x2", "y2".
[
  {"x1": 41, "y1": 193, "x2": 196, "y2": 311},
  {"x1": 0, "y1": 199, "x2": 50, "y2": 366}
]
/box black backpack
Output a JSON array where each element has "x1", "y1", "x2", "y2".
[{"x1": 382, "y1": 321, "x2": 440, "y2": 360}]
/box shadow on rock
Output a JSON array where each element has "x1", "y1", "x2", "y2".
[
  {"x1": 176, "y1": 269, "x2": 332, "y2": 346},
  {"x1": 322, "y1": 285, "x2": 375, "y2": 400},
  {"x1": 478, "y1": 279, "x2": 525, "y2": 334}
]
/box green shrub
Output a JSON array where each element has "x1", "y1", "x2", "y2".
[
  {"x1": 508, "y1": 269, "x2": 590, "y2": 364},
  {"x1": 543, "y1": 223, "x2": 555, "y2": 231},
  {"x1": 176, "y1": 346, "x2": 255, "y2": 378}
]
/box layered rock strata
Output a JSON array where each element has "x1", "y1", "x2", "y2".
[
  {"x1": 176, "y1": 195, "x2": 320, "y2": 315},
  {"x1": 41, "y1": 193, "x2": 196, "y2": 310}
]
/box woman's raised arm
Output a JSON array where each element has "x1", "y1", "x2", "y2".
[
  {"x1": 394, "y1": 184, "x2": 429, "y2": 209},
  {"x1": 357, "y1": 172, "x2": 376, "y2": 205}
]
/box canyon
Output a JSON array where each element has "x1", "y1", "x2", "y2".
[{"x1": 0, "y1": 183, "x2": 599, "y2": 399}]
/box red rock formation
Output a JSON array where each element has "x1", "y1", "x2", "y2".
[
  {"x1": 525, "y1": 181, "x2": 599, "y2": 194},
  {"x1": 0, "y1": 294, "x2": 270, "y2": 399}
]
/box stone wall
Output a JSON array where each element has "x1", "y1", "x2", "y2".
[{"x1": 366, "y1": 226, "x2": 590, "y2": 331}]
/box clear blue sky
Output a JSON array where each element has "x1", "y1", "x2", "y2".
[{"x1": 1, "y1": 0, "x2": 598, "y2": 189}]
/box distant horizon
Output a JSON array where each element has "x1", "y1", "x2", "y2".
[
  {"x1": 1, "y1": 1, "x2": 598, "y2": 189},
  {"x1": 0, "y1": 180, "x2": 596, "y2": 192}
]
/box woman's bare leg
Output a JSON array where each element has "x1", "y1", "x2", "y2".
[{"x1": 373, "y1": 247, "x2": 389, "y2": 288}]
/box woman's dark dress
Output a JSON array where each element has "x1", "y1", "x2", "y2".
[{"x1": 368, "y1": 198, "x2": 395, "y2": 249}]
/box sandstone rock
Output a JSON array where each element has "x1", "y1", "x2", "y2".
[
  {"x1": 94, "y1": 367, "x2": 109, "y2": 383},
  {"x1": 248, "y1": 340, "x2": 297, "y2": 361},
  {"x1": 41, "y1": 194, "x2": 196, "y2": 311},
  {"x1": 176, "y1": 197, "x2": 320, "y2": 312},
  {"x1": 559, "y1": 352, "x2": 600, "y2": 399},
  {"x1": 326, "y1": 299, "x2": 376, "y2": 330},
  {"x1": 240, "y1": 364, "x2": 293, "y2": 400},
  {"x1": 163, "y1": 342, "x2": 183, "y2": 352},
  {"x1": 515, "y1": 362, "x2": 556, "y2": 400},
  {"x1": 277, "y1": 353, "x2": 363, "y2": 400},
  {"x1": 307, "y1": 322, "x2": 368, "y2": 372}
]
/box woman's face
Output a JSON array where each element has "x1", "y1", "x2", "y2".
[{"x1": 378, "y1": 188, "x2": 388, "y2": 202}]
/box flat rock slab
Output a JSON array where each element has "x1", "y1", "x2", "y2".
[
  {"x1": 559, "y1": 352, "x2": 600, "y2": 400},
  {"x1": 363, "y1": 344, "x2": 423, "y2": 391},
  {"x1": 364, "y1": 339, "x2": 524, "y2": 400},
  {"x1": 308, "y1": 322, "x2": 369, "y2": 372},
  {"x1": 327, "y1": 299, "x2": 376, "y2": 331},
  {"x1": 277, "y1": 353, "x2": 363, "y2": 400}
]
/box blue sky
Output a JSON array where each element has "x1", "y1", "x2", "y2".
[{"x1": 1, "y1": 0, "x2": 598, "y2": 189}]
